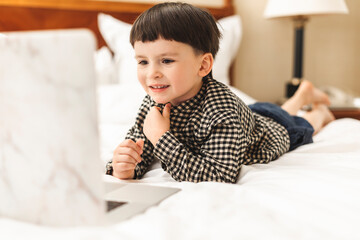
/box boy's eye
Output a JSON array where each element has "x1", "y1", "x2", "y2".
[
  {"x1": 162, "y1": 59, "x2": 174, "y2": 64},
  {"x1": 138, "y1": 60, "x2": 148, "y2": 65}
]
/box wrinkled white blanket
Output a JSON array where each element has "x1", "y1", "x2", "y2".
[{"x1": 1, "y1": 84, "x2": 360, "y2": 240}]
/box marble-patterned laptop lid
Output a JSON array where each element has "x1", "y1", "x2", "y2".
[{"x1": 0, "y1": 29, "x2": 105, "y2": 226}]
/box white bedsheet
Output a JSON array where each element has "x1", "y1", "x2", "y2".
[{"x1": 1, "y1": 86, "x2": 360, "y2": 239}]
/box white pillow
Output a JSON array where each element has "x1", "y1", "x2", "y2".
[
  {"x1": 94, "y1": 46, "x2": 117, "y2": 84},
  {"x1": 229, "y1": 86, "x2": 256, "y2": 105},
  {"x1": 97, "y1": 83, "x2": 145, "y2": 125},
  {"x1": 97, "y1": 14, "x2": 137, "y2": 86},
  {"x1": 213, "y1": 15, "x2": 242, "y2": 85},
  {"x1": 97, "y1": 13, "x2": 242, "y2": 86}
]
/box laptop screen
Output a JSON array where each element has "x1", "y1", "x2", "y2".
[{"x1": 106, "y1": 201, "x2": 128, "y2": 212}]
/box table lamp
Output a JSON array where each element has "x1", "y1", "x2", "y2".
[{"x1": 264, "y1": 0, "x2": 349, "y2": 98}]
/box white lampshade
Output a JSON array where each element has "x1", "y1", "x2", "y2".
[{"x1": 264, "y1": 0, "x2": 349, "y2": 18}]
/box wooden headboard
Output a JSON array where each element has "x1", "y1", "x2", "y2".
[{"x1": 0, "y1": 0, "x2": 235, "y2": 49}]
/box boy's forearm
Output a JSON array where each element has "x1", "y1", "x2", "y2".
[{"x1": 153, "y1": 131, "x2": 240, "y2": 183}]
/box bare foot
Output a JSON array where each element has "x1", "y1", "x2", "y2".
[
  {"x1": 303, "y1": 104, "x2": 335, "y2": 135},
  {"x1": 281, "y1": 80, "x2": 331, "y2": 115},
  {"x1": 313, "y1": 104, "x2": 335, "y2": 127},
  {"x1": 294, "y1": 80, "x2": 331, "y2": 106}
]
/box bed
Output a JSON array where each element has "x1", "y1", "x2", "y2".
[{"x1": 1, "y1": 0, "x2": 360, "y2": 239}]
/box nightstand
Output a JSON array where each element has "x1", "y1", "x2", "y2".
[{"x1": 330, "y1": 108, "x2": 360, "y2": 120}]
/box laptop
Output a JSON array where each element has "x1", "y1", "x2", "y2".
[{"x1": 0, "y1": 29, "x2": 179, "y2": 226}]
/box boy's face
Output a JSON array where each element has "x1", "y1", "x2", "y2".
[{"x1": 134, "y1": 38, "x2": 205, "y2": 106}]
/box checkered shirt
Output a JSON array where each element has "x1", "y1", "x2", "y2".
[{"x1": 125, "y1": 78, "x2": 290, "y2": 183}]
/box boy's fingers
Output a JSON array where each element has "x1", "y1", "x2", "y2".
[
  {"x1": 113, "y1": 152, "x2": 141, "y2": 164},
  {"x1": 113, "y1": 148, "x2": 141, "y2": 163},
  {"x1": 119, "y1": 139, "x2": 142, "y2": 155},
  {"x1": 162, "y1": 103, "x2": 171, "y2": 119},
  {"x1": 113, "y1": 162, "x2": 136, "y2": 172},
  {"x1": 119, "y1": 139, "x2": 136, "y2": 148},
  {"x1": 136, "y1": 139, "x2": 144, "y2": 154},
  {"x1": 113, "y1": 155, "x2": 137, "y2": 165}
]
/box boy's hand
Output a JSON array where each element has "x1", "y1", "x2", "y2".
[
  {"x1": 112, "y1": 139, "x2": 144, "y2": 179},
  {"x1": 143, "y1": 103, "x2": 171, "y2": 146}
]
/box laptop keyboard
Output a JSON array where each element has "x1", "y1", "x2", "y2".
[{"x1": 106, "y1": 201, "x2": 128, "y2": 212}]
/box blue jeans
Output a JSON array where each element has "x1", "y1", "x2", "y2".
[{"x1": 248, "y1": 102, "x2": 314, "y2": 151}]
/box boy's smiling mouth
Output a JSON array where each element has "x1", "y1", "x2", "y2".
[{"x1": 149, "y1": 85, "x2": 170, "y2": 90}]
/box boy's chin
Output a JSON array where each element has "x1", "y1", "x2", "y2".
[
  {"x1": 151, "y1": 97, "x2": 169, "y2": 105},
  {"x1": 155, "y1": 101, "x2": 170, "y2": 105}
]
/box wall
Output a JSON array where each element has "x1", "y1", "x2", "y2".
[{"x1": 233, "y1": 0, "x2": 360, "y2": 102}]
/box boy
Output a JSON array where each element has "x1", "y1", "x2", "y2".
[{"x1": 106, "y1": 2, "x2": 334, "y2": 183}]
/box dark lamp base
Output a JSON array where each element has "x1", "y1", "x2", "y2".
[{"x1": 286, "y1": 81, "x2": 300, "y2": 98}]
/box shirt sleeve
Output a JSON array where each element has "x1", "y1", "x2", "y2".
[{"x1": 153, "y1": 117, "x2": 247, "y2": 183}]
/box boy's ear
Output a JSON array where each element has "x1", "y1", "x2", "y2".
[{"x1": 198, "y1": 53, "x2": 214, "y2": 78}]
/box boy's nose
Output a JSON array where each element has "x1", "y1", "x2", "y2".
[{"x1": 148, "y1": 64, "x2": 163, "y2": 79}]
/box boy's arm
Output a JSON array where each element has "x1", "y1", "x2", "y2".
[
  {"x1": 112, "y1": 95, "x2": 155, "y2": 179},
  {"x1": 153, "y1": 121, "x2": 245, "y2": 183}
]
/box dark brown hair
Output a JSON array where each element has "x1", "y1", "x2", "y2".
[{"x1": 130, "y1": 2, "x2": 221, "y2": 59}]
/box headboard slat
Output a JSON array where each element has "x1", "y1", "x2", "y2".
[{"x1": 0, "y1": 1, "x2": 234, "y2": 49}]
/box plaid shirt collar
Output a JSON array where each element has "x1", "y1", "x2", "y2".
[{"x1": 149, "y1": 79, "x2": 208, "y2": 116}]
